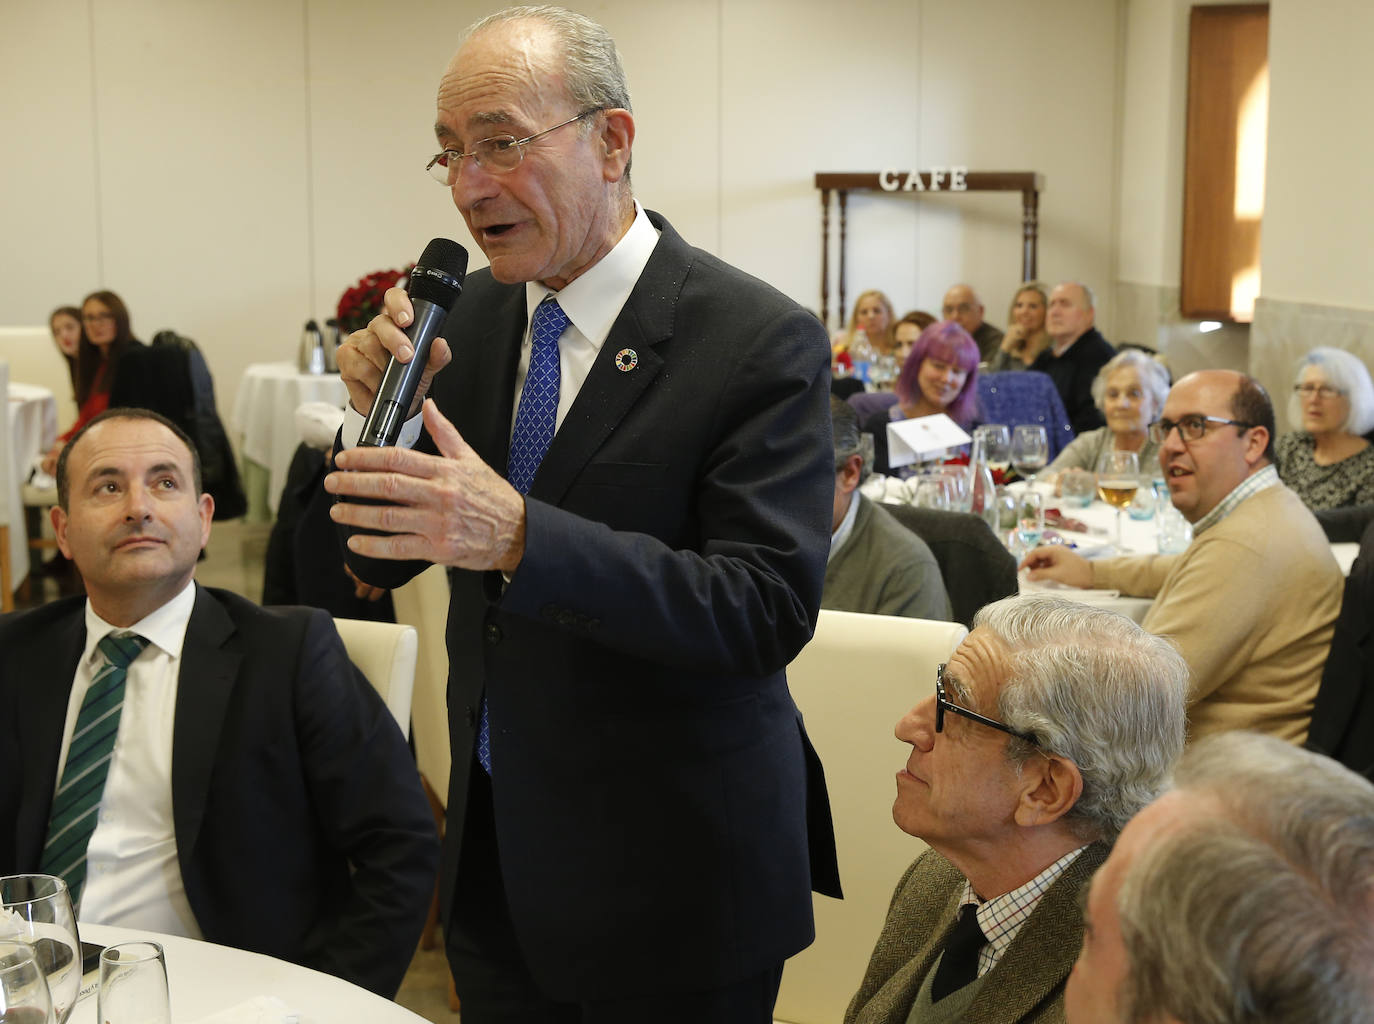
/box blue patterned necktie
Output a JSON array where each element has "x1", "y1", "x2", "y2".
[
  {"x1": 477, "y1": 295, "x2": 568, "y2": 774},
  {"x1": 40, "y1": 633, "x2": 150, "y2": 906}
]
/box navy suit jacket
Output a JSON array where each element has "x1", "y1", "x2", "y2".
[
  {"x1": 0, "y1": 586, "x2": 439, "y2": 997},
  {"x1": 345, "y1": 210, "x2": 841, "y2": 1001}
]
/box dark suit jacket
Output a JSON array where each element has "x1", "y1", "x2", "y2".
[
  {"x1": 846, "y1": 844, "x2": 1109, "y2": 1024},
  {"x1": 1031, "y1": 327, "x2": 1116, "y2": 435},
  {"x1": 0, "y1": 586, "x2": 438, "y2": 997},
  {"x1": 1306, "y1": 517, "x2": 1374, "y2": 776},
  {"x1": 345, "y1": 210, "x2": 841, "y2": 1001}
]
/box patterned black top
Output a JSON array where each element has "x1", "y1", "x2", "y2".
[{"x1": 1275, "y1": 432, "x2": 1374, "y2": 510}]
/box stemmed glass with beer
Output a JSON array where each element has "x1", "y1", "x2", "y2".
[{"x1": 1095, "y1": 451, "x2": 1140, "y2": 549}]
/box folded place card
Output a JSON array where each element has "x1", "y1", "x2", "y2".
[{"x1": 885, "y1": 414, "x2": 971, "y2": 468}]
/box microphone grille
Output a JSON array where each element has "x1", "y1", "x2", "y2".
[{"x1": 410, "y1": 238, "x2": 469, "y2": 308}]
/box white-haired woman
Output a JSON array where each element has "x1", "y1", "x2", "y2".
[
  {"x1": 1275, "y1": 347, "x2": 1374, "y2": 510},
  {"x1": 1046, "y1": 349, "x2": 1170, "y2": 477}
]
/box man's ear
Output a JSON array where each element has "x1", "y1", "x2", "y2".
[
  {"x1": 838, "y1": 453, "x2": 863, "y2": 496},
  {"x1": 1244, "y1": 425, "x2": 1270, "y2": 467},
  {"x1": 52, "y1": 504, "x2": 72, "y2": 560},
  {"x1": 600, "y1": 108, "x2": 635, "y2": 183},
  {"x1": 1013, "y1": 753, "x2": 1084, "y2": 828}
]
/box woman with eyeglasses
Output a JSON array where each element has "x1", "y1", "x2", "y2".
[
  {"x1": 40, "y1": 290, "x2": 144, "y2": 473},
  {"x1": 1045, "y1": 349, "x2": 1170, "y2": 481},
  {"x1": 1275, "y1": 347, "x2": 1374, "y2": 510}
]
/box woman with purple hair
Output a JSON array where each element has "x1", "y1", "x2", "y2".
[{"x1": 862, "y1": 319, "x2": 981, "y2": 476}]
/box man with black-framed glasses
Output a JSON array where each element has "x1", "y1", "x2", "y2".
[
  {"x1": 847, "y1": 594, "x2": 1188, "y2": 1024},
  {"x1": 1022, "y1": 369, "x2": 1342, "y2": 744}
]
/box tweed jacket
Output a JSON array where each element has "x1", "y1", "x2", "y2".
[{"x1": 846, "y1": 843, "x2": 1110, "y2": 1024}]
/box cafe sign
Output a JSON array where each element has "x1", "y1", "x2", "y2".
[{"x1": 878, "y1": 167, "x2": 969, "y2": 192}]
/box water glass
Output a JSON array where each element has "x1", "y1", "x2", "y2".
[
  {"x1": 938, "y1": 469, "x2": 971, "y2": 513},
  {"x1": 912, "y1": 476, "x2": 949, "y2": 511},
  {"x1": 1061, "y1": 468, "x2": 1095, "y2": 508},
  {"x1": 0, "y1": 875, "x2": 80, "y2": 1023},
  {"x1": 0, "y1": 940, "x2": 54, "y2": 1024},
  {"x1": 1016, "y1": 490, "x2": 1046, "y2": 550},
  {"x1": 1011, "y1": 425, "x2": 1049, "y2": 481},
  {"x1": 1157, "y1": 504, "x2": 1194, "y2": 554},
  {"x1": 97, "y1": 943, "x2": 169, "y2": 1024},
  {"x1": 1127, "y1": 477, "x2": 1157, "y2": 520},
  {"x1": 974, "y1": 424, "x2": 1011, "y2": 477}
]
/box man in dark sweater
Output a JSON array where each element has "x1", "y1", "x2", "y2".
[{"x1": 1032, "y1": 282, "x2": 1116, "y2": 434}]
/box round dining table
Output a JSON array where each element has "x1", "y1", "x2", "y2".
[{"x1": 73, "y1": 923, "x2": 429, "y2": 1024}]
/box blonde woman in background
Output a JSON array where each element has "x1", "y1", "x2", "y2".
[
  {"x1": 832, "y1": 288, "x2": 897, "y2": 360},
  {"x1": 987, "y1": 281, "x2": 1051, "y2": 372}
]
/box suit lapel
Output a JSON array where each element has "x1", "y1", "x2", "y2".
[
  {"x1": 15, "y1": 611, "x2": 85, "y2": 867},
  {"x1": 171, "y1": 587, "x2": 240, "y2": 858},
  {"x1": 467, "y1": 287, "x2": 527, "y2": 476},
  {"x1": 529, "y1": 216, "x2": 689, "y2": 506}
]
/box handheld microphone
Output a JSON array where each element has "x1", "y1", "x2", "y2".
[{"x1": 357, "y1": 237, "x2": 469, "y2": 447}]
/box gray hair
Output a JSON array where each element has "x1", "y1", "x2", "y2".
[
  {"x1": 1117, "y1": 733, "x2": 1374, "y2": 1024},
  {"x1": 1057, "y1": 281, "x2": 1096, "y2": 311},
  {"x1": 830, "y1": 396, "x2": 869, "y2": 479},
  {"x1": 1287, "y1": 346, "x2": 1374, "y2": 436},
  {"x1": 1091, "y1": 349, "x2": 1171, "y2": 422},
  {"x1": 464, "y1": 6, "x2": 632, "y2": 113},
  {"x1": 972, "y1": 595, "x2": 1188, "y2": 841}
]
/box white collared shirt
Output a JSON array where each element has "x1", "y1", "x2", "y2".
[
  {"x1": 58, "y1": 580, "x2": 203, "y2": 938},
  {"x1": 828, "y1": 489, "x2": 861, "y2": 562},
  {"x1": 344, "y1": 201, "x2": 660, "y2": 449}
]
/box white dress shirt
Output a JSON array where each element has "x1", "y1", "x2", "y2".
[
  {"x1": 57, "y1": 580, "x2": 203, "y2": 937},
  {"x1": 343, "y1": 201, "x2": 660, "y2": 448}
]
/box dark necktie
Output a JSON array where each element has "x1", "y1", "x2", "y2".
[
  {"x1": 477, "y1": 296, "x2": 568, "y2": 774},
  {"x1": 40, "y1": 633, "x2": 150, "y2": 905},
  {"x1": 930, "y1": 903, "x2": 986, "y2": 1002}
]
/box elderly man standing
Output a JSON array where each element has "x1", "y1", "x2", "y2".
[
  {"x1": 326, "y1": 6, "x2": 839, "y2": 1022},
  {"x1": 846, "y1": 595, "x2": 1188, "y2": 1024},
  {"x1": 1066, "y1": 732, "x2": 1374, "y2": 1024},
  {"x1": 1023, "y1": 370, "x2": 1342, "y2": 743},
  {"x1": 1031, "y1": 282, "x2": 1116, "y2": 433},
  {"x1": 942, "y1": 283, "x2": 1003, "y2": 363},
  {"x1": 824, "y1": 397, "x2": 950, "y2": 619}
]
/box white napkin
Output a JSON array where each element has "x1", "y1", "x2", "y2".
[
  {"x1": 186, "y1": 996, "x2": 300, "y2": 1024},
  {"x1": 1020, "y1": 575, "x2": 1122, "y2": 601}
]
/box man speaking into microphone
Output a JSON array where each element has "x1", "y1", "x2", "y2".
[{"x1": 325, "y1": 6, "x2": 839, "y2": 1022}]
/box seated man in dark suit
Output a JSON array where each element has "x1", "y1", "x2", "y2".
[
  {"x1": 824, "y1": 397, "x2": 951, "y2": 620},
  {"x1": 846, "y1": 595, "x2": 1188, "y2": 1024},
  {"x1": 1066, "y1": 732, "x2": 1374, "y2": 1024},
  {"x1": 1031, "y1": 282, "x2": 1116, "y2": 434},
  {"x1": 0, "y1": 408, "x2": 438, "y2": 997}
]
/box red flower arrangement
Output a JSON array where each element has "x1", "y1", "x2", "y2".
[{"x1": 336, "y1": 264, "x2": 415, "y2": 333}]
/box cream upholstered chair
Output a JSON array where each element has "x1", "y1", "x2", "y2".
[
  {"x1": 389, "y1": 565, "x2": 461, "y2": 1010},
  {"x1": 774, "y1": 609, "x2": 968, "y2": 1024},
  {"x1": 332, "y1": 618, "x2": 418, "y2": 738}
]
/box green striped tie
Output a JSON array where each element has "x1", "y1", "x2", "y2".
[{"x1": 39, "y1": 632, "x2": 149, "y2": 906}]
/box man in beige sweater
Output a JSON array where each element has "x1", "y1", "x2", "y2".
[{"x1": 1022, "y1": 370, "x2": 1342, "y2": 743}]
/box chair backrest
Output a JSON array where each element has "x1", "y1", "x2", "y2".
[
  {"x1": 884, "y1": 504, "x2": 1019, "y2": 627},
  {"x1": 0, "y1": 327, "x2": 77, "y2": 425},
  {"x1": 391, "y1": 565, "x2": 453, "y2": 805},
  {"x1": 0, "y1": 359, "x2": 13, "y2": 611},
  {"x1": 775, "y1": 609, "x2": 967, "y2": 1024},
  {"x1": 976, "y1": 370, "x2": 1075, "y2": 458},
  {"x1": 847, "y1": 390, "x2": 900, "y2": 423},
  {"x1": 333, "y1": 617, "x2": 418, "y2": 738}
]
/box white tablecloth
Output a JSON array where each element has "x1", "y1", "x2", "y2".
[
  {"x1": 7, "y1": 380, "x2": 58, "y2": 588},
  {"x1": 230, "y1": 362, "x2": 347, "y2": 515},
  {"x1": 74, "y1": 923, "x2": 428, "y2": 1024}
]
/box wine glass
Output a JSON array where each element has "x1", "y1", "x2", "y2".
[
  {"x1": 1016, "y1": 490, "x2": 1046, "y2": 551},
  {"x1": 912, "y1": 475, "x2": 949, "y2": 511},
  {"x1": 0, "y1": 875, "x2": 80, "y2": 1023},
  {"x1": 1011, "y1": 425, "x2": 1049, "y2": 482},
  {"x1": 97, "y1": 943, "x2": 170, "y2": 1024},
  {"x1": 1095, "y1": 451, "x2": 1140, "y2": 549},
  {"x1": 0, "y1": 940, "x2": 55, "y2": 1024},
  {"x1": 975, "y1": 425, "x2": 1011, "y2": 479}
]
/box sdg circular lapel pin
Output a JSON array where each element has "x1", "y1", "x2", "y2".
[{"x1": 614, "y1": 348, "x2": 639, "y2": 372}]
